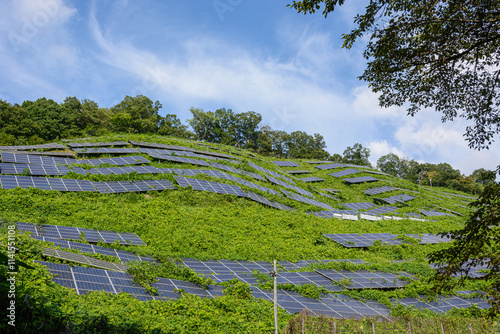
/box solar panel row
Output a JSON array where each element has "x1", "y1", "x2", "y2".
[
  {"x1": 130, "y1": 140, "x2": 237, "y2": 159},
  {"x1": 314, "y1": 163, "x2": 345, "y2": 170},
  {"x1": 0, "y1": 175, "x2": 174, "y2": 193},
  {"x1": 0, "y1": 163, "x2": 86, "y2": 176},
  {"x1": 42, "y1": 248, "x2": 129, "y2": 272},
  {"x1": 391, "y1": 291, "x2": 489, "y2": 314},
  {"x1": 377, "y1": 194, "x2": 415, "y2": 205},
  {"x1": 248, "y1": 162, "x2": 295, "y2": 183},
  {"x1": 266, "y1": 175, "x2": 314, "y2": 197},
  {"x1": 74, "y1": 148, "x2": 139, "y2": 154},
  {"x1": 67, "y1": 141, "x2": 129, "y2": 148},
  {"x1": 323, "y1": 233, "x2": 451, "y2": 248},
  {"x1": 342, "y1": 202, "x2": 377, "y2": 211},
  {"x1": 1, "y1": 152, "x2": 151, "y2": 166},
  {"x1": 17, "y1": 222, "x2": 145, "y2": 245},
  {"x1": 272, "y1": 161, "x2": 300, "y2": 167},
  {"x1": 298, "y1": 176, "x2": 325, "y2": 183},
  {"x1": 365, "y1": 186, "x2": 398, "y2": 195},
  {"x1": 282, "y1": 190, "x2": 334, "y2": 210},
  {"x1": 33, "y1": 235, "x2": 156, "y2": 263},
  {"x1": 329, "y1": 168, "x2": 362, "y2": 178},
  {"x1": 0, "y1": 143, "x2": 67, "y2": 150},
  {"x1": 343, "y1": 176, "x2": 379, "y2": 184},
  {"x1": 175, "y1": 176, "x2": 249, "y2": 197}
]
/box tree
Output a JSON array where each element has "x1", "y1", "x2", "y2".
[
  {"x1": 471, "y1": 168, "x2": 497, "y2": 185},
  {"x1": 342, "y1": 143, "x2": 371, "y2": 167},
  {"x1": 288, "y1": 0, "x2": 500, "y2": 150},
  {"x1": 110, "y1": 95, "x2": 162, "y2": 133}
]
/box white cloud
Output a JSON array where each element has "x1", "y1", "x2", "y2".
[
  {"x1": 367, "y1": 140, "x2": 406, "y2": 165},
  {"x1": 351, "y1": 85, "x2": 401, "y2": 117}
]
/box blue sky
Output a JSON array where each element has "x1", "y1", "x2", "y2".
[{"x1": 1, "y1": 0, "x2": 498, "y2": 175}]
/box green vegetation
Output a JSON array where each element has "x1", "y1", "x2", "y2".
[{"x1": 0, "y1": 133, "x2": 497, "y2": 333}]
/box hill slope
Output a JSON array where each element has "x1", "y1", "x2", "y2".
[{"x1": 0, "y1": 133, "x2": 495, "y2": 333}]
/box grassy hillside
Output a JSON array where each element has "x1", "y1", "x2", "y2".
[{"x1": 0, "y1": 133, "x2": 497, "y2": 333}]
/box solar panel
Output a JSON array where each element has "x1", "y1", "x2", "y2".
[
  {"x1": 272, "y1": 161, "x2": 300, "y2": 167},
  {"x1": 315, "y1": 163, "x2": 345, "y2": 170},
  {"x1": 77, "y1": 156, "x2": 150, "y2": 166},
  {"x1": 323, "y1": 233, "x2": 451, "y2": 248},
  {"x1": 42, "y1": 248, "x2": 129, "y2": 272},
  {"x1": 0, "y1": 143, "x2": 67, "y2": 150},
  {"x1": 33, "y1": 236, "x2": 156, "y2": 263},
  {"x1": 137, "y1": 147, "x2": 229, "y2": 161},
  {"x1": 305, "y1": 161, "x2": 332, "y2": 164},
  {"x1": 298, "y1": 176, "x2": 325, "y2": 183},
  {"x1": 365, "y1": 186, "x2": 398, "y2": 195},
  {"x1": 67, "y1": 141, "x2": 129, "y2": 148},
  {"x1": 0, "y1": 175, "x2": 96, "y2": 192},
  {"x1": 376, "y1": 194, "x2": 415, "y2": 204},
  {"x1": 17, "y1": 222, "x2": 145, "y2": 245},
  {"x1": 247, "y1": 191, "x2": 294, "y2": 211},
  {"x1": 266, "y1": 175, "x2": 314, "y2": 197},
  {"x1": 91, "y1": 179, "x2": 175, "y2": 193},
  {"x1": 343, "y1": 176, "x2": 379, "y2": 184},
  {"x1": 286, "y1": 170, "x2": 312, "y2": 174},
  {"x1": 175, "y1": 176, "x2": 248, "y2": 197},
  {"x1": 315, "y1": 269, "x2": 412, "y2": 289},
  {"x1": 430, "y1": 261, "x2": 491, "y2": 279},
  {"x1": 419, "y1": 209, "x2": 454, "y2": 217},
  {"x1": 0, "y1": 163, "x2": 86, "y2": 176},
  {"x1": 1, "y1": 152, "x2": 77, "y2": 165},
  {"x1": 282, "y1": 190, "x2": 333, "y2": 210},
  {"x1": 329, "y1": 168, "x2": 362, "y2": 177},
  {"x1": 74, "y1": 148, "x2": 139, "y2": 154},
  {"x1": 248, "y1": 162, "x2": 295, "y2": 183}
]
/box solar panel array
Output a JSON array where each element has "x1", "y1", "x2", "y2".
[
  {"x1": 130, "y1": 140, "x2": 236, "y2": 159},
  {"x1": 42, "y1": 248, "x2": 129, "y2": 272},
  {"x1": 0, "y1": 175, "x2": 96, "y2": 192},
  {"x1": 0, "y1": 143, "x2": 67, "y2": 150},
  {"x1": 278, "y1": 259, "x2": 366, "y2": 271},
  {"x1": 314, "y1": 163, "x2": 345, "y2": 170},
  {"x1": 3, "y1": 151, "x2": 76, "y2": 157},
  {"x1": 175, "y1": 176, "x2": 249, "y2": 197},
  {"x1": 272, "y1": 161, "x2": 299, "y2": 167},
  {"x1": 266, "y1": 175, "x2": 314, "y2": 197},
  {"x1": 298, "y1": 176, "x2": 325, "y2": 183},
  {"x1": 137, "y1": 147, "x2": 229, "y2": 162},
  {"x1": 67, "y1": 141, "x2": 129, "y2": 148},
  {"x1": 16, "y1": 222, "x2": 145, "y2": 245},
  {"x1": 323, "y1": 233, "x2": 451, "y2": 248},
  {"x1": 74, "y1": 148, "x2": 139, "y2": 154},
  {"x1": 365, "y1": 186, "x2": 398, "y2": 195},
  {"x1": 0, "y1": 163, "x2": 86, "y2": 176},
  {"x1": 33, "y1": 235, "x2": 155, "y2": 263},
  {"x1": 92, "y1": 180, "x2": 176, "y2": 193},
  {"x1": 329, "y1": 168, "x2": 362, "y2": 178},
  {"x1": 282, "y1": 190, "x2": 334, "y2": 210},
  {"x1": 1, "y1": 152, "x2": 77, "y2": 165},
  {"x1": 342, "y1": 202, "x2": 377, "y2": 211},
  {"x1": 343, "y1": 176, "x2": 379, "y2": 184},
  {"x1": 377, "y1": 194, "x2": 415, "y2": 205}
]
